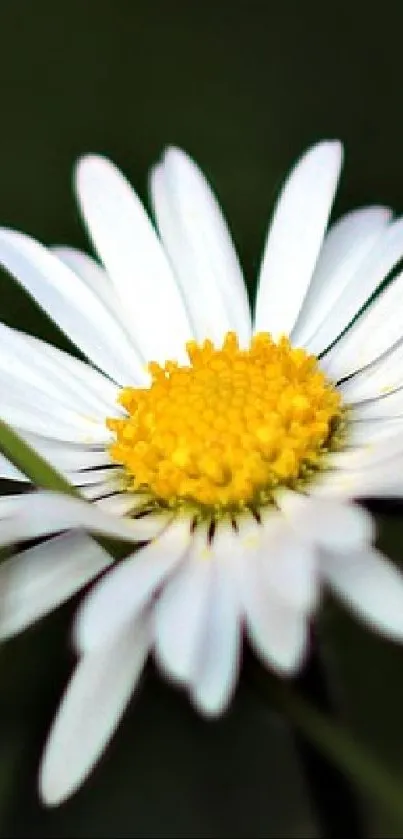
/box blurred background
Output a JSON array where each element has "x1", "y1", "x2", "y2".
[{"x1": 0, "y1": 0, "x2": 403, "y2": 835}]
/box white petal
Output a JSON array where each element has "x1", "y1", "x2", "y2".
[
  {"x1": 150, "y1": 164, "x2": 222, "y2": 343},
  {"x1": 0, "y1": 453, "x2": 26, "y2": 481},
  {"x1": 0, "y1": 325, "x2": 121, "y2": 445},
  {"x1": 74, "y1": 517, "x2": 191, "y2": 652},
  {"x1": 322, "y1": 547, "x2": 403, "y2": 641},
  {"x1": 75, "y1": 155, "x2": 193, "y2": 364},
  {"x1": 189, "y1": 526, "x2": 241, "y2": 716},
  {"x1": 0, "y1": 376, "x2": 109, "y2": 445},
  {"x1": 351, "y1": 390, "x2": 403, "y2": 421},
  {"x1": 2, "y1": 404, "x2": 110, "y2": 446},
  {"x1": 276, "y1": 491, "x2": 375, "y2": 552},
  {"x1": 11, "y1": 414, "x2": 109, "y2": 448},
  {"x1": 65, "y1": 467, "x2": 119, "y2": 487},
  {"x1": 52, "y1": 246, "x2": 145, "y2": 343},
  {"x1": 152, "y1": 148, "x2": 251, "y2": 346},
  {"x1": 258, "y1": 513, "x2": 318, "y2": 611},
  {"x1": 21, "y1": 434, "x2": 111, "y2": 472},
  {"x1": 93, "y1": 492, "x2": 149, "y2": 516},
  {"x1": 0, "y1": 490, "x2": 170, "y2": 547},
  {"x1": 51, "y1": 246, "x2": 111, "y2": 286},
  {"x1": 234, "y1": 516, "x2": 308, "y2": 673},
  {"x1": 329, "y1": 429, "x2": 403, "y2": 472},
  {"x1": 339, "y1": 340, "x2": 403, "y2": 402},
  {"x1": 0, "y1": 322, "x2": 107, "y2": 418},
  {"x1": 79, "y1": 482, "x2": 116, "y2": 501},
  {"x1": 0, "y1": 229, "x2": 146, "y2": 384},
  {"x1": 309, "y1": 218, "x2": 403, "y2": 359},
  {"x1": 347, "y1": 418, "x2": 403, "y2": 447},
  {"x1": 242, "y1": 565, "x2": 308, "y2": 674},
  {"x1": 349, "y1": 457, "x2": 403, "y2": 496},
  {"x1": 153, "y1": 527, "x2": 213, "y2": 684},
  {"x1": 52, "y1": 245, "x2": 113, "y2": 301},
  {"x1": 0, "y1": 531, "x2": 111, "y2": 639},
  {"x1": 71, "y1": 476, "x2": 123, "y2": 500},
  {"x1": 150, "y1": 163, "x2": 232, "y2": 347},
  {"x1": 0, "y1": 319, "x2": 119, "y2": 421},
  {"x1": 0, "y1": 494, "x2": 27, "y2": 518},
  {"x1": 304, "y1": 465, "x2": 402, "y2": 500},
  {"x1": 313, "y1": 460, "x2": 403, "y2": 499},
  {"x1": 254, "y1": 141, "x2": 343, "y2": 337},
  {"x1": 351, "y1": 475, "x2": 403, "y2": 498},
  {"x1": 23, "y1": 331, "x2": 122, "y2": 413},
  {"x1": 292, "y1": 206, "x2": 391, "y2": 345},
  {"x1": 39, "y1": 616, "x2": 149, "y2": 807}
]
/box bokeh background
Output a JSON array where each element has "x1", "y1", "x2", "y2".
[{"x1": 0, "y1": 1, "x2": 403, "y2": 836}]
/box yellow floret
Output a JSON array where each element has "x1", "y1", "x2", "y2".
[{"x1": 107, "y1": 331, "x2": 343, "y2": 511}]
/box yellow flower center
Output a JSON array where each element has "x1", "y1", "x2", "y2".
[{"x1": 107, "y1": 332, "x2": 343, "y2": 513}]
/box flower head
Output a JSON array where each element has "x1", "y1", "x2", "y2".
[
  {"x1": 1, "y1": 141, "x2": 403, "y2": 805},
  {"x1": 109, "y1": 331, "x2": 343, "y2": 509}
]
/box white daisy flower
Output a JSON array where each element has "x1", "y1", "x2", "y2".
[{"x1": 1, "y1": 141, "x2": 403, "y2": 805}]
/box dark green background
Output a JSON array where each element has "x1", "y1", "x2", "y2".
[{"x1": 1, "y1": 1, "x2": 403, "y2": 836}]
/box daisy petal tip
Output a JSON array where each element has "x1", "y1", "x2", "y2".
[
  {"x1": 296, "y1": 139, "x2": 343, "y2": 182},
  {"x1": 275, "y1": 650, "x2": 307, "y2": 677},
  {"x1": 313, "y1": 138, "x2": 343, "y2": 160},
  {"x1": 163, "y1": 145, "x2": 185, "y2": 164},
  {"x1": 250, "y1": 634, "x2": 307, "y2": 679},
  {"x1": 323, "y1": 547, "x2": 403, "y2": 643},
  {"x1": 74, "y1": 154, "x2": 114, "y2": 192},
  {"x1": 72, "y1": 602, "x2": 116, "y2": 655},
  {"x1": 268, "y1": 628, "x2": 309, "y2": 677},
  {"x1": 192, "y1": 698, "x2": 228, "y2": 720},
  {"x1": 351, "y1": 600, "x2": 403, "y2": 645},
  {"x1": 38, "y1": 761, "x2": 72, "y2": 809},
  {"x1": 162, "y1": 146, "x2": 198, "y2": 176},
  {"x1": 153, "y1": 645, "x2": 187, "y2": 687},
  {"x1": 75, "y1": 153, "x2": 100, "y2": 177},
  {"x1": 191, "y1": 686, "x2": 234, "y2": 719},
  {"x1": 362, "y1": 591, "x2": 403, "y2": 644}
]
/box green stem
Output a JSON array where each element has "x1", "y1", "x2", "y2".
[
  {"x1": 282, "y1": 688, "x2": 403, "y2": 826},
  {"x1": 290, "y1": 641, "x2": 364, "y2": 837},
  {"x1": 250, "y1": 660, "x2": 403, "y2": 831}
]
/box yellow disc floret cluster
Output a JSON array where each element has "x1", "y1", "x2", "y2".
[{"x1": 107, "y1": 332, "x2": 342, "y2": 512}]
